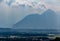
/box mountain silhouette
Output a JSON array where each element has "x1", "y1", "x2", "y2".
[{"x1": 13, "y1": 9, "x2": 57, "y2": 29}]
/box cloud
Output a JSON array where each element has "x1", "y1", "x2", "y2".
[
  {"x1": 40, "y1": 0, "x2": 60, "y2": 12},
  {"x1": 3, "y1": 0, "x2": 15, "y2": 6}
]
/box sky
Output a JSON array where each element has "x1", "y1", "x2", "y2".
[
  {"x1": 0, "y1": 0, "x2": 60, "y2": 10},
  {"x1": 0, "y1": 0, "x2": 60, "y2": 28},
  {"x1": 0, "y1": 0, "x2": 60, "y2": 12}
]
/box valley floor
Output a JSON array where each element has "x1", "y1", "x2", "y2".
[{"x1": 0, "y1": 36, "x2": 60, "y2": 41}]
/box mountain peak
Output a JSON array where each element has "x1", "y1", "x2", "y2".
[
  {"x1": 47, "y1": 9, "x2": 55, "y2": 12},
  {"x1": 42, "y1": 9, "x2": 56, "y2": 15},
  {"x1": 13, "y1": 9, "x2": 57, "y2": 29}
]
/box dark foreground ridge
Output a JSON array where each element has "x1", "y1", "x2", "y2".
[
  {"x1": 0, "y1": 34, "x2": 60, "y2": 41},
  {"x1": 0, "y1": 37, "x2": 60, "y2": 41},
  {"x1": 0, "y1": 28, "x2": 60, "y2": 41}
]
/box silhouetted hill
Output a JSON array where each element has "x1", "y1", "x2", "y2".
[{"x1": 13, "y1": 9, "x2": 57, "y2": 29}]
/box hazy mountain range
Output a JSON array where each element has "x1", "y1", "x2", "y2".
[{"x1": 13, "y1": 9, "x2": 58, "y2": 29}]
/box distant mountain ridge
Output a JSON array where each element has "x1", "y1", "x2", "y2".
[{"x1": 13, "y1": 9, "x2": 57, "y2": 29}]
